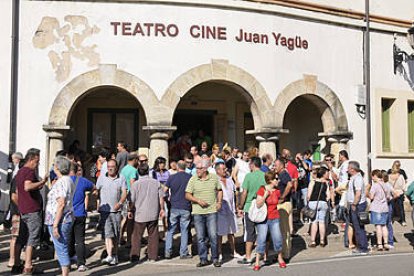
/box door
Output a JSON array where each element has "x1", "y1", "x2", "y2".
[{"x1": 87, "y1": 109, "x2": 138, "y2": 154}]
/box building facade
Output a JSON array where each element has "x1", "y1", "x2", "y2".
[{"x1": 1, "y1": 0, "x2": 414, "y2": 184}]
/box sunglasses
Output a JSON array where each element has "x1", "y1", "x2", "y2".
[{"x1": 139, "y1": 159, "x2": 148, "y2": 162}]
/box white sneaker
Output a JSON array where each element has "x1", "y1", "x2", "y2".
[
  {"x1": 102, "y1": 255, "x2": 114, "y2": 265},
  {"x1": 219, "y1": 254, "x2": 223, "y2": 262},
  {"x1": 77, "y1": 265, "x2": 88, "y2": 272},
  {"x1": 232, "y1": 253, "x2": 243, "y2": 259},
  {"x1": 110, "y1": 256, "x2": 118, "y2": 266}
]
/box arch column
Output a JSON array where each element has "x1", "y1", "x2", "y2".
[
  {"x1": 320, "y1": 131, "x2": 353, "y2": 164},
  {"x1": 246, "y1": 128, "x2": 289, "y2": 159},
  {"x1": 143, "y1": 126, "x2": 177, "y2": 166},
  {"x1": 43, "y1": 125, "x2": 70, "y2": 169}
]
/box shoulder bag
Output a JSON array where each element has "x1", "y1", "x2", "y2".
[
  {"x1": 248, "y1": 187, "x2": 268, "y2": 223},
  {"x1": 352, "y1": 180, "x2": 370, "y2": 225},
  {"x1": 302, "y1": 181, "x2": 323, "y2": 220}
]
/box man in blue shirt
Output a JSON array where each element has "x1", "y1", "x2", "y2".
[
  {"x1": 260, "y1": 153, "x2": 273, "y2": 172},
  {"x1": 164, "y1": 160, "x2": 192, "y2": 259},
  {"x1": 69, "y1": 162, "x2": 94, "y2": 272}
]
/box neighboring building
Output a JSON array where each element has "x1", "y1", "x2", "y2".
[{"x1": 0, "y1": 0, "x2": 414, "y2": 185}]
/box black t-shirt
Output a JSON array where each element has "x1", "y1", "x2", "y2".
[
  {"x1": 278, "y1": 170, "x2": 292, "y2": 201},
  {"x1": 297, "y1": 162, "x2": 309, "y2": 190},
  {"x1": 309, "y1": 181, "x2": 328, "y2": 202},
  {"x1": 9, "y1": 178, "x2": 19, "y2": 216},
  {"x1": 225, "y1": 158, "x2": 236, "y2": 175}
]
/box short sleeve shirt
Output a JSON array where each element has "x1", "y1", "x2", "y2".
[
  {"x1": 96, "y1": 174, "x2": 127, "y2": 212},
  {"x1": 242, "y1": 170, "x2": 266, "y2": 212},
  {"x1": 347, "y1": 173, "x2": 366, "y2": 204},
  {"x1": 16, "y1": 167, "x2": 42, "y2": 215},
  {"x1": 338, "y1": 160, "x2": 349, "y2": 184},
  {"x1": 286, "y1": 161, "x2": 299, "y2": 180},
  {"x1": 45, "y1": 176, "x2": 75, "y2": 225},
  {"x1": 166, "y1": 172, "x2": 192, "y2": 211},
  {"x1": 121, "y1": 164, "x2": 137, "y2": 191},
  {"x1": 369, "y1": 183, "x2": 389, "y2": 213},
  {"x1": 277, "y1": 170, "x2": 292, "y2": 201},
  {"x1": 185, "y1": 173, "x2": 222, "y2": 215},
  {"x1": 257, "y1": 186, "x2": 280, "y2": 219},
  {"x1": 71, "y1": 176, "x2": 94, "y2": 217},
  {"x1": 130, "y1": 175, "x2": 163, "y2": 222}
]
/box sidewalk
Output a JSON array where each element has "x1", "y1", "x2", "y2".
[{"x1": 0, "y1": 212, "x2": 413, "y2": 275}]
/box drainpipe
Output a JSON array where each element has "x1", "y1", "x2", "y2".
[
  {"x1": 364, "y1": 0, "x2": 372, "y2": 180},
  {"x1": 9, "y1": 0, "x2": 20, "y2": 156}
]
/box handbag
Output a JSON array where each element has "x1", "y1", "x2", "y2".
[
  {"x1": 248, "y1": 187, "x2": 269, "y2": 223},
  {"x1": 352, "y1": 180, "x2": 370, "y2": 225},
  {"x1": 302, "y1": 181, "x2": 324, "y2": 220}
]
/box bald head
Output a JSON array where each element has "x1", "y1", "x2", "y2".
[
  {"x1": 281, "y1": 149, "x2": 291, "y2": 159},
  {"x1": 177, "y1": 160, "x2": 186, "y2": 171}
]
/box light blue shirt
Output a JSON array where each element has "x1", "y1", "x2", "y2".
[{"x1": 347, "y1": 173, "x2": 366, "y2": 204}]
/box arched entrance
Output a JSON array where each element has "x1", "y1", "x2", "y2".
[
  {"x1": 275, "y1": 75, "x2": 351, "y2": 160},
  {"x1": 172, "y1": 80, "x2": 256, "y2": 158},
  {"x1": 66, "y1": 86, "x2": 147, "y2": 155}
]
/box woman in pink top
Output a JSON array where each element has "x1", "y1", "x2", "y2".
[{"x1": 366, "y1": 170, "x2": 391, "y2": 251}]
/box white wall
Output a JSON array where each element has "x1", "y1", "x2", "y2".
[
  {"x1": 14, "y1": 0, "x2": 411, "y2": 177},
  {"x1": 0, "y1": 1, "x2": 13, "y2": 192}
]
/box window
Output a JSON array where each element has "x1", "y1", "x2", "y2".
[
  {"x1": 381, "y1": 99, "x2": 393, "y2": 152},
  {"x1": 408, "y1": 101, "x2": 414, "y2": 152}
]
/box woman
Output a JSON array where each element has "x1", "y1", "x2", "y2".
[
  {"x1": 389, "y1": 162, "x2": 406, "y2": 226},
  {"x1": 45, "y1": 156, "x2": 75, "y2": 276},
  {"x1": 366, "y1": 170, "x2": 390, "y2": 251},
  {"x1": 199, "y1": 141, "x2": 211, "y2": 157},
  {"x1": 210, "y1": 144, "x2": 220, "y2": 164},
  {"x1": 151, "y1": 157, "x2": 170, "y2": 238},
  {"x1": 307, "y1": 167, "x2": 331, "y2": 247},
  {"x1": 253, "y1": 171, "x2": 286, "y2": 271},
  {"x1": 382, "y1": 171, "x2": 395, "y2": 249}
]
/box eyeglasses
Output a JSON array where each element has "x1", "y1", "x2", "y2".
[
  {"x1": 196, "y1": 167, "x2": 204, "y2": 170},
  {"x1": 185, "y1": 160, "x2": 193, "y2": 164},
  {"x1": 325, "y1": 159, "x2": 332, "y2": 162},
  {"x1": 139, "y1": 159, "x2": 148, "y2": 162}
]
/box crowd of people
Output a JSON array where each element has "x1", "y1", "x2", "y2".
[{"x1": 3, "y1": 138, "x2": 414, "y2": 274}]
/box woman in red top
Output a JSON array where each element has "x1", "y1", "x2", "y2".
[{"x1": 253, "y1": 171, "x2": 286, "y2": 271}]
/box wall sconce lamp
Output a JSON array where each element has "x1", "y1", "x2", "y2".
[{"x1": 393, "y1": 24, "x2": 414, "y2": 74}]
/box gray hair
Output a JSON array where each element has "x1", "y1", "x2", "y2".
[
  {"x1": 348, "y1": 161, "x2": 361, "y2": 172},
  {"x1": 54, "y1": 156, "x2": 71, "y2": 175},
  {"x1": 196, "y1": 158, "x2": 211, "y2": 169},
  {"x1": 177, "y1": 160, "x2": 186, "y2": 170}
]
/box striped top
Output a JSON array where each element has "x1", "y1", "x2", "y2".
[{"x1": 185, "y1": 173, "x2": 222, "y2": 215}]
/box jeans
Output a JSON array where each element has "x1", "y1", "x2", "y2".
[
  {"x1": 301, "y1": 188, "x2": 308, "y2": 209},
  {"x1": 256, "y1": 218, "x2": 283, "y2": 254},
  {"x1": 165, "y1": 209, "x2": 191, "y2": 257},
  {"x1": 48, "y1": 222, "x2": 73, "y2": 267},
  {"x1": 69, "y1": 216, "x2": 87, "y2": 265},
  {"x1": 387, "y1": 202, "x2": 394, "y2": 246},
  {"x1": 349, "y1": 202, "x2": 368, "y2": 252},
  {"x1": 397, "y1": 195, "x2": 406, "y2": 223},
  {"x1": 193, "y1": 213, "x2": 218, "y2": 262}
]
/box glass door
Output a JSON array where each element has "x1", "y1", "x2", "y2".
[{"x1": 87, "y1": 109, "x2": 138, "y2": 154}]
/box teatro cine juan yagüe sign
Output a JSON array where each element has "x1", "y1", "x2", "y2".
[{"x1": 110, "y1": 21, "x2": 309, "y2": 51}]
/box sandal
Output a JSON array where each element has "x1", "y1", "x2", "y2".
[
  {"x1": 320, "y1": 242, "x2": 326, "y2": 247},
  {"x1": 377, "y1": 245, "x2": 384, "y2": 251},
  {"x1": 308, "y1": 241, "x2": 317, "y2": 248},
  {"x1": 384, "y1": 243, "x2": 390, "y2": 251},
  {"x1": 253, "y1": 265, "x2": 261, "y2": 271},
  {"x1": 348, "y1": 244, "x2": 356, "y2": 250},
  {"x1": 279, "y1": 262, "x2": 287, "y2": 268}
]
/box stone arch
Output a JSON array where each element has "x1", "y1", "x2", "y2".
[
  {"x1": 48, "y1": 64, "x2": 160, "y2": 126},
  {"x1": 274, "y1": 75, "x2": 349, "y2": 133},
  {"x1": 160, "y1": 59, "x2": 274, "y2": 129}
]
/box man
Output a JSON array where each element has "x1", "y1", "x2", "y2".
[
  {"x1": 97, "y1": 159, "x2": 127, "y2": 266},
  {"x1": 281, "y1": 149, "x2": 298, "y2": 236},
  {"x1": 120, "y1": 153, "x2": 138, "y2": 246},
  {"x1": 238, "y1": 157, "x2": 266, "y2": 264},
  {"x1": 274, "y1": 158, "x2": 293, "y2": 260},
  {"x1": 347, "y1": 161, "x2": 369, "y2": 254},
  {"x1": 184, "y1": 153, "x2": 196, "y2": 176},
  {"x1": 116, "y1": 141, "x2": 129, "y2": 172},
  {"x1": 129, "y1": 163, "x2": 164, "y2": 263},
  {"x1": 260, "y1": 153, "x2": 273, "y2": 173},
  {"x1": 295, "y1": 153, "x2": 310, "y2": 222},
  {"x1": 164, "y1": 161, "x2": 192, "y2": 259},
  {"x1": 185, "y1": 159, "x2": 223, "y2": 268},
  {"x1": 215, "y1": 162, "x2": 240, "y2": 261},
  {"x1": 190, "y1": 146, "x2": 202, "y2": 164},
  {"x1": 14, "y1": 148, "x2": 48, "y2": 274},
  {"x1": 7, "y1": 152, "x2": 23, "y2": 182},
  {"x1": 98, "y1": 149, "x2": 110, "y2": 178},
  {"x1": 69, "y1": 162, "x2": 95, "y2": 272}
]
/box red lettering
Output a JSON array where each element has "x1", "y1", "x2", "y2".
[
  {"x1": 143, "y1": 23, "x2": 154, "y2": 36},
  {"x1": 122, "y1": 22, "x2": 132, "y2": 36},
  {"x1": 110, "y1": 22, "x2": 121, "y2": 35},
  {"x1": 154, "y1": 23, "x2": 166, "y2": 37},
  {"x1": 132, "y1": 23, "x2": 144, "y2": 36},
  {"x1": 303, "y1": 40, "x2": 308, "y2": 49},
  {"x1": 190, "y1": 25, "x2": 200, "y2": 38},
  {"x1": 167, "y1": 24, "x2": 179, "y2": 37},
  {"x1": 217, "y1": 27, "x2": 227, "y2": 40}
]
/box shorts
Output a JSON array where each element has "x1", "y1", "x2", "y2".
[
  {"x1": 243, "y1": 212, "x2": 257, "y2": 242},
  {"x1": 101, "y1": 212, "x2": 121, "y2": 239},
  {"x1": 308, "y1": 201, "x2": 328, "y2": 223},
  {"x1": 17, "y1": 211, "x2": 42, "y2": 247},
  {"x1": 121, "y1": 201, "x2": 129, "y2": 217},
  {"x1": 370, "y1": 211, "x2": 388, "y2": 225},
  {"x1": 11, "y1": 214, "x2": 20, "y2": 237}
]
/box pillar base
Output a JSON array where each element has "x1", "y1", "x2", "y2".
[
  {"x1": 43, "y1": 125, "x2": 70, "y2": 171},
  {"x1": 143, "y1": 126, "x2": 177, "y2": 166},
  {"x1": 246, "y1": 128, "x2": 289, "y2": 159}
]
